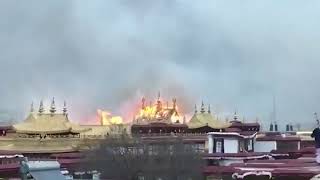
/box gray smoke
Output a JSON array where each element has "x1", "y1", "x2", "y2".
[{"x1": 0, "y1": 0, "x2": 319, "y2": 130}]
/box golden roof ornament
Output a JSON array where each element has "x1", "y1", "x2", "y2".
[
  {"x1": 49, "y1": 97, "x2": 56, "y2": 114},
  {"x1": 194, "y1": 104, "x2": 197, "y2": 113},
  {"x1": 172, "y1": 98, "x2": 177, "y2": 110},
  {"x1": 30, "y1": 102, "x2": 34, "y2": 113},
  {"x1": 63, "y1": 101, "x2": 67, "y2": 115},
  {"x1": 233, "y1": 111, "x2": 239, "y2": 121},
  {"x1": 156, "y1": 92, "x2": 162, "y2": 112},
  {"x1": 141, "y1": 97, "x2": 146, "y2": 109},
  {"x1": 200, "y1": 101, "x2": 205, "y2": 113},
  {"x1": 38, "y1": 100, "x2": 44, "y2": 114},
  {"x1": 208, "y1": 104, "x2": 211, "y2": 114}
]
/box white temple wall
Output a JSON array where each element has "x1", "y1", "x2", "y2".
[
  {"x1": 219, "y1": 159, "x2": 243, "y2": 166},
  {"x1": 224, "y1": 139, "x2": 239, "y2": 153},
  {"x1": 208, "y1": 134, "x2": 213, "y2": 153},
  {"x1": 254, "y1": 141, "x2": 276, "y2": 152}
]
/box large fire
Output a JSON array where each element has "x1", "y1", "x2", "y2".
[
  {"x1": 97, "y1": 109, "x2": 123, "y2": 125},
  {"x1": 135, "y1": 95, "x2": 182, "y2": 124},
  {"x1": 96, "y1": 93, "x2": 184, "y2": 125}
]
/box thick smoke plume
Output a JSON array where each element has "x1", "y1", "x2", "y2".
[{"x1": 0, "y1": 1, "x2": 320, "y2": 130}]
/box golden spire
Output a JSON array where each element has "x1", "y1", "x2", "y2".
[
  {"x1": 39, "y1": 100, "x2": 44, "y2": 114},
  {"x1": 30, "y1": 102, "x2": 34, "y2": 113},
  {"x1": 172, "y1": 98, "x2": 177, "y2": 110},
  {"x1": 233, "y1": 111, "x2": 239, "y2": 121},
  {"x1": 141, "y1": 97, "x2": 146, "y2": 109},
  {"x1": 156, "y1": 92, "x2": 162, "y2": 112},
  {"x1": 194, "y1": 104, "x2": 198, "y2": 113},
  {"x1": 208, "y1": 104, "x2": 211, "y2": 114},
  {"x1": 63, "y1": 100, "x2": 67, "y2": 115},
  {"x1": 50, "y1": 97, "x2": 56, "y2": 114},
  {"x1": 200, "y1": 101, "x2": 205, "y2": 113}
]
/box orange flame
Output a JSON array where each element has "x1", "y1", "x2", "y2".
[
  {"x1": 138, "y1": 105, "x2": 157, "y2": 119},
  {"x1": 97, "y1": 109, "x2": 123, "y2": 125},
  {"x1": 135, "y1": 100, "x2": 182, "y2": 123}
]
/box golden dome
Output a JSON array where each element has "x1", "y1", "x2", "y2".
[
  {"x1": 187, "y1": 112, "x2": 231, "y2": 129},
  {"x1": 13, "y1": 113, "x2": 90, "y2": 134}
]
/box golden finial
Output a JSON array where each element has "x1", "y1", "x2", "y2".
[
  {"x1": 200, "y1": 101, "x2": 205, "y2": 113},
  {"x1": 63, "y1": 100, "x2": 67, "y2": 115},
  {"x1": 172, "y1": 98, "x2": 177, "y2": 109},
  {"x1": 50, "y1": 97, "x2": 56, "y2": 114},
  {"x1": 30, "y1": 102, "x2": 34, "y2": 113},
  {"x1": 39, "y1": 100, "x2": 44, "y2": 114},
  {"x1": 233, "y1": 111, "x2": 238, "y2": 121},
  {"x1": 142, "y1": 97, "x2": 146, "y2": 109}
]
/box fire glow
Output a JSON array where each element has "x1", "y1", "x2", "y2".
[
  {"x1": 97, "y1": 109, "x2": 123, "y2": 125},
  {"x1": 135, "y1": 95, "x2": 182, "y2": 123},
  {"x1": 96, "y1": 93, "x2": 184, "y2": 125}
]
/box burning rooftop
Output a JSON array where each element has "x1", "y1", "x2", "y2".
[{"x1": 134, "y1": 92, "x2": 182, "y2": 124}]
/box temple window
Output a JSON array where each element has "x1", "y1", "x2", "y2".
[
  {"x1": 247, "y1": 139, "x2": 253, "y2": 151},
  {"x1": 239, "y1": 140, "x2": 245, "y2": 152},
  {"x1": 214, "y1": 139, "x2": 224, "y2": 153}
]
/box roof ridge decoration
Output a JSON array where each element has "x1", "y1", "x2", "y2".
[
  {"x1": 30, "y1": 102, "x2": 34, "y2": 113},
  {"x1": 39, "y1": 100, "x2": 44, "y2": 115},
  {"x1": 233, "y1": 111, "x2": 239, "y2": 121},
  {"x1": 63, "y1": 100, "x2": 67, "y2": 115},
  {"x1": 172, "y1": 98, "x2": 177, "y2": 110},
  {"x1": 141, "y1": 97, "x2": 146, "y2": 110},
  {"x1": 50, "y1": 97, "x2": 56, "y2": 114},
  {"x1": 194, "y1": 104, "x2": 197, "y2": 113},
  {"x1": 200, "y1": 101, "x2": 205, "y2": 113},
  {"x1": 208, "y1": 104, "x2": 211, "y2": 114}
]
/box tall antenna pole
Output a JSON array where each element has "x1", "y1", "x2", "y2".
[{"x1": 273, "y1": 95, "x2": 277, "y2": 123}]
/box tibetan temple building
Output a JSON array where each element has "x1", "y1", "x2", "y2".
[
  {"x1": 187, "y1": 103, "x2": 231, "y2": 133},
  {"x1": 0, "y1": 98, "x2": 129, "y2": 155},
  {"x1": 13, "y1": 100, "x2": 90, "y2": 137},
  {"x1": 131, "y1": 94, "x2": 259, "y2": 136},
  {"x1": 131, "y1": 94, "x2": 188, "y2": 134},
  {"x1": 0, "y1": 95, "x2": 319, "y2": 179}
]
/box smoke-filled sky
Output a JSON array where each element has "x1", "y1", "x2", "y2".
[{"x1": 0, "y1": 0, "x2": 320, "y2": 130}]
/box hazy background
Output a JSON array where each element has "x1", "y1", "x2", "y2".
[{"x1": 0, "y1": 0, "x2": 319, "y2": 130}]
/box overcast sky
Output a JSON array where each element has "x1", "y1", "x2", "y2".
[{"x1": 0, "y1": 0, "x2": 319, "y2": 130}]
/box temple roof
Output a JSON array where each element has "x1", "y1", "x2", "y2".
[
  {"x1": 187, "y1": 112, "x2": 231, "y2": 129},
  {"x1": 13, "y1": 113, "x2": 90, "y2": 134}
]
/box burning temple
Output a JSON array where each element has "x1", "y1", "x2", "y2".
[
  {"x1": 134, "y1": 93, "x2": 181, "y2": 124},
  {"x1": 0, "y1": 98, "x2": 129, "y2": 155},
  {"x1": 131, "y1": 94, "x2": 188, "y2": 134},
  {"x1": 131, "y1": 93, "x2": 258, "y2": 136},
  {"x1": 0, "y1": 96, "x2": 319, "y2": 179}
]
